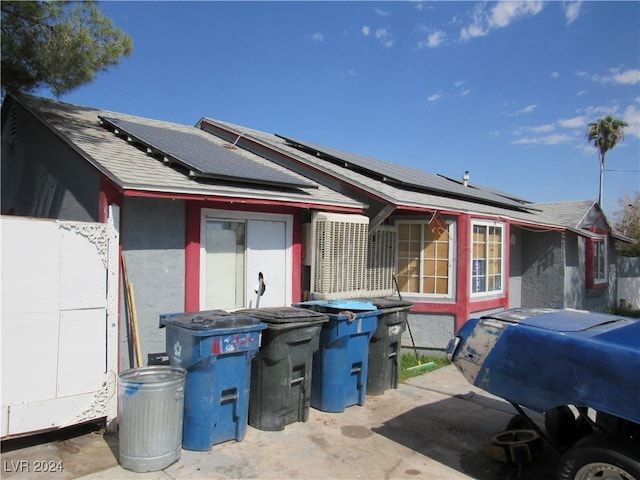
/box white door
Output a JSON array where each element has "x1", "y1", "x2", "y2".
[
  {"x1": 202, "y1": 211, "x2": 292, "y2": 310},
  {"x1": 246, "y1": 219, "x2": 287, "y2": 308}
]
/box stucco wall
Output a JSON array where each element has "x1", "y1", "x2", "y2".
[
  {"x1": 1, "y1": 102, "x2": 99, "y2": 221},
  {"x1": 520, "y1": 230, "x2": 565, "y2": 308},
  {"x1": 401, "y1": 312, "x2": 455, "y2": 355},
  {"x1": 618, "y1": 257, "x2": 640, "y2": 309},
  {"x1": 508, "y1": 227, "x2": 523, "y2": 308},
  {"x1": 121, "y1": 196, "x2": 186, "y2": 369}
]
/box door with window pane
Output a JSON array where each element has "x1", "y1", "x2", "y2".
[{"x1": 204, "y1": 216, "x2": 289, "y2": 310}]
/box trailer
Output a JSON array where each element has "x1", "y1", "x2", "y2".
[{"x1": 446, "y1": 308, "x2": 640, "y2": 480}]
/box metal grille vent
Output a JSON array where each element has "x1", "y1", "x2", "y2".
[
  {"x1": 367, "y1": 226, "x2": 396, "y2": 295},
  {"x1": 311, "y1": 212, "x2": 369, "y2": 299}
]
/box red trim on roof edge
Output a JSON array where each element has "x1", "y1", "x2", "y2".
[{"x1": 121, "y1": 189, "x2": 364, "y2": 213}]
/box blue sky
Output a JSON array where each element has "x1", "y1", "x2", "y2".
[{"x1": 49, "y1": 1, "x2": 639, "y2": 215}]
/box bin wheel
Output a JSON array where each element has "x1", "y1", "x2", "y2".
[{"x1": 557, "y1": 434, "x2": 640, "y2": 480}]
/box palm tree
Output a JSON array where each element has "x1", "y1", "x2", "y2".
[{"x1": 586, "y1": 115, "x2": 628, "y2": 206}]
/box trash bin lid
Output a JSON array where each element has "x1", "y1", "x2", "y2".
[
  {"x1": 160, "y1": 311, "x2": 265, "y2": 332},
  {"x1": 362, "y1": 298, "x2": 413, "y2": 309},
  {"x1": 159, "y1": 309, "x2": 230, "y2": 328},
  {"x1": 295, "y1": 300, "x2": 377, "y2": 311},
  {"x1": 236, "y1": 307, "x2": 329, "y2": 324}
]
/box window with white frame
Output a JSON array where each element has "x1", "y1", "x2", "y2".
[
  {"x1": 396, "y1": 219, "x2": 454, "y2": 297},
  {"x1": 589, "y1": 236, "x2": 607, "y2": 287},
  {"x1": 471, "y1": 221, "x2": 504, "y2": 295}
]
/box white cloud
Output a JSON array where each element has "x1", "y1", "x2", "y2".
[
  {"x1": 454, "y1": 79, "x2": 466, "y2": 87},
  {"x1": 460, "y1": 89, "x2": 471, "y2": 97},
  {"x1": 563, "y1": 1, "x2": 583, "y2": 25},
  {"x1": 530, "y1": 124, "x2": 554, "y2": 133},
  {"x1": 490, "y1": 1, "x2": 544, "y2": 28},
  {"x1": 426, "y1": 30, "x2": 446, "y2": 48},
  {"x1": 428, "y1": 94, "x2": 442, "y2": 102},
  {"x1": 583, "y1": 68, "x2": 640, "y2": 86},
  {"x1": 375, "y1": 28, "x2": 394, "y2": 48},
  {"x1": 622, "y1": 104, "x2": 640, "y2": 138},
  {"x1": 374, "y1": 7, "x2": 390, "y2": 17},
  {"x1": 551, "y1": 72, "x2": 560, "y2": 79},
  {"x1": 513, "y1": 104, "x2": 537, "y2": 115},
  {"x1": 312, "y1": 32, "x2": 324, "y2": 42},
  {"x1": 362, "y1": 26, "x2": 370, "y2": 36},
  {"x1": 512, "y1": 134, "x2": 572, "y2": 145},
  {"x1": 460, "y1": 1, "x2": 545, "y2": 41},
  {"x1": 559, "y1": 115, "x2": 586, "y2": 129},
  {"x1": 613, "y1": 69, "x2": 640, "y2": 85}
]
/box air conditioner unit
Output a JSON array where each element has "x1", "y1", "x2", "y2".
[{"x1": 310, "y1": 212, "x2": 369, "y2": 299}]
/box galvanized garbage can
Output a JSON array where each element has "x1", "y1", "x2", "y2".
[{"x1": 118, "y1": 366, "x2": 186, "y2": 473}]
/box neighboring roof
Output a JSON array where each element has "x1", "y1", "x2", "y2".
[
  {"x1": 9, "y1": 95, "x2": 364, "y2": 211},
  {"x1": 533, "y1": 200, "x2": 598, "y2": 230}
]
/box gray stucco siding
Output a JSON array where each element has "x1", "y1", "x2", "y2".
[
  {"x1": 520, "y1": 230, "x2": 565, "y2": 308},
  {"x1": 121, "y1": 196, "x2": 186, "y2": 369}
]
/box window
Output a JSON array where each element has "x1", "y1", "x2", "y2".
[
  {"x1": 471, "y1": 221, "x2": 504, "y2": 295},
  {"x1": 587, "y1": 236, "x2": 607, "y2": 288},
  {"x1": 396, "y1": 219, "x2": 453, "y2": 296}
]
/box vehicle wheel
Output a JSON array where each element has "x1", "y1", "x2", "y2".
[
  {"x1": 545, "y1": 406, "x2": 591, "y2": 449},
  {"x1": 557, "y1": 434, "x2": 640, "y2": 480}
]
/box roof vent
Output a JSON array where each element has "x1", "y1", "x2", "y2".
[{"x1": 463, "y1": 171, "x2": 470, "y2": 187}]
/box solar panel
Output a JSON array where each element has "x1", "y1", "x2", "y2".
[
  {"x1": 277, "y1": 134, "x2": 529, "y2": 209},
  {"x1": 99, "y1": 116, "x2": 315, "y2": 189}
]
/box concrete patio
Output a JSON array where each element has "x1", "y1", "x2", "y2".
[{"x1": 1, "y1": 365, "x2": 560, "y2": 480}]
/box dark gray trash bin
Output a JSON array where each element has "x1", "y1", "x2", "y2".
[
  {"x1": 236, "y1": 307, "x2": 328, "y2": 431},
  {"x1": 363, "y1": 298, "x2": 413, "y2": 395}
]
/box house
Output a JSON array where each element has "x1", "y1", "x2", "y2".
[
  {"x1": 195, "y1": 118, "x2": 627, "y2": 350},
  {"x1": 1, "y1": 94, "x2": 364, "y2": 372},
  {"x1": 2, "y1": 93, "x2": 627, "y2": 366}
]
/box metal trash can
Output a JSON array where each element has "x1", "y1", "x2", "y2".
[
  {"x1": 236, "y1": 307, "x2": 329, "y2": 431},
  {"x1": 363, "y1": 298, "x2": 413, "y2": 395},
  {"x1": 159, "y1": 311, "x2": 266, "y2": 451},
  {"x1": 118, "y1": 366, "x2": 186, "y2": 473},
  {"x1": 295, "y1": 300, "x2": 379, "y2": 413}
]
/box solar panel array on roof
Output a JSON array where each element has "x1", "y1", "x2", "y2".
[
  {"x1": 277, "y1": 134, "x2": 530, "y2": 209},
  {"x1": 99, "y1": 116, "x2": 315, "y2": 189}
]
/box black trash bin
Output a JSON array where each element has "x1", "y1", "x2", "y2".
[
  {"x1": 236, "y1": 307, "x2": 328, "y2": 431},
  {"x1": 363, "y1": 298, "x2": 413, "y2": 395}
]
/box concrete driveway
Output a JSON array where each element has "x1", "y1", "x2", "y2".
[{"x1": 1, "y1": 365, "x2": 559, "y2": 479}]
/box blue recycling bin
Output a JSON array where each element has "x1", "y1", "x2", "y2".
[
  {"x1": 294, "y1": 300, "x2": 379, "y2": 413},
  {"x1": 159, "y1": 310, "x2": 266, "y2": 451}
]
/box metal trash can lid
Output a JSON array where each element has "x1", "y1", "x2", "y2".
[
  {"x1": 160, "y1": 311, "x2": 265, "y2": 332},
  {"x1": 236, "y1": 307, "x2": 328, "y2": 324},
  {"x1": 119, "y1": 365, "x2": 186, "y2": 383}
]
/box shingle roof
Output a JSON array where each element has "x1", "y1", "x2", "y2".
[
  {"x1": 198, "y1": 117, "x2": 618, "y2": 238},
  {"x1": 13, "y1": 95, "x2": 364, "y2": 211},
  {"x1": 533, "y1": 200, "x2": 597, "y2": 229}
]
